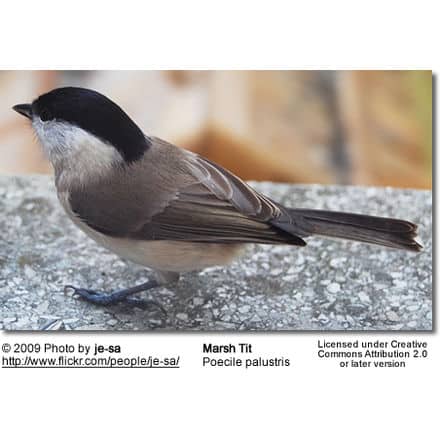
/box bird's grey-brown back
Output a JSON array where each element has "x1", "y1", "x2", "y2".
[{"x1": 58, "y1": 134, "x2": 302, "y2": 245}]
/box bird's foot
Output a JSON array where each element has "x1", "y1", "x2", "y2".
[{"x1": 64, "y1": 280, "x2": 166, "y2": 314}]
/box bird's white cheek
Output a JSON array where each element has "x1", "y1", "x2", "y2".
[
  {"x1": 32, "y1": 120, "x2": 124, "y2": 185},
  {"x1": 32, "y1": 119, "x2": 67, "y2": 162}
]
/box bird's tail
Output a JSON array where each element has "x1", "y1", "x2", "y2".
[{"x1": 282, "y1": 208, "x2": 422, "y2": 252}]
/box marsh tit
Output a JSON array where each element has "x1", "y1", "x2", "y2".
[{"x1": 13, "y1": 87, "x2": 421, "y2": 307}]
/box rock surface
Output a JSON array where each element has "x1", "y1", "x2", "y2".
[{"x1": 0, "y1": 175, "x2": 432, "y2": 331}]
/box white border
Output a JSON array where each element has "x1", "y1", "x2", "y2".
[{"x1": 0, "y1": 2, "x2": 437, "y2": 439}]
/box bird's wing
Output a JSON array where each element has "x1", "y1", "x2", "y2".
[{"x1": 68, "y1": 137, "x2": 306, "y2": 245}]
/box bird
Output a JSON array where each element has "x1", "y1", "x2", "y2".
[{"x1": 12, "y1": 87, "x2": 422, "y2": 308}]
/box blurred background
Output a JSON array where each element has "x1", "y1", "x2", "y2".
[{"x1": 0, "y1": 70, "x2": 432, "y2": 188}]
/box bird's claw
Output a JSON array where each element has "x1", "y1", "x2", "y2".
[{"x1": 63, "y1": 284, "x2": 167, "y2": 315}]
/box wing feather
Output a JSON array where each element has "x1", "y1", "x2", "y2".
[{"x1": 68, "y1": 137, "x2": 305, "y2": 246}]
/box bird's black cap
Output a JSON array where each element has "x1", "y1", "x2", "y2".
[{"x1": 29, "y1": 87, "x2": 150, "y2": 163}]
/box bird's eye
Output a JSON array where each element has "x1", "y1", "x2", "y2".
[{"x1": 39, "y1": 109, "x2": 52, "y2": 121}]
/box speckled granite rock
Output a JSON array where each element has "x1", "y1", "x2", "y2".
[{"x1": 0, "y1": 175, "x2": 432, "y2": 331}]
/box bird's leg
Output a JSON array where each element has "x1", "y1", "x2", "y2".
[{"x1": 65, "y1": 280, "x2": 165, "y2": 312}]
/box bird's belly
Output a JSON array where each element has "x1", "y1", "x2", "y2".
[{"x1": 95, "y1": 237, "x2": 245, "y2": 273}]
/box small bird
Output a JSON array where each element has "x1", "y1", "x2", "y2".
[{"x1": 13, "y1": 87, "x2": 421, "y2": 307}]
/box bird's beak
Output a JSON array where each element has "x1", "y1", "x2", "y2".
[{"x1": 13, "y1": 103, "x2": 33, "y2": 119}]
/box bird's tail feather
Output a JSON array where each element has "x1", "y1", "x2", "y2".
[{"x1": 283, "y1": 208, "x2": 422, "y2": 252}]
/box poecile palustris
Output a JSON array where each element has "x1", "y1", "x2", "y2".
[{"x1": 13, "y1": 87, "x2": 422, "y2": 308}]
